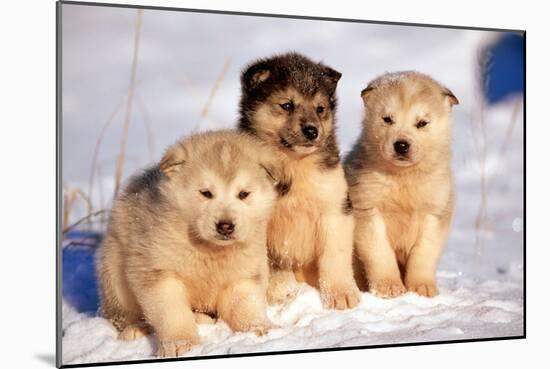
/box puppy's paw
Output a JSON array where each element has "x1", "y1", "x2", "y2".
[
  {"x1": 369, "y1": 279, "x2": 406, "y2": 298},
  {"x1": 250, "y1": 321, "x2": 276, "y2": 336},
  {"x1": 157, "y1": 338, "x2": 197, "y2": 358},
  {"x1": 321, "y1": 283, "x2": 361, "y2": 310},
  {"x1": 266, "y1": 282, "x2": 299, "y2": 305},
  {"x1": 118, "y1": 323, "x2": 152, "y2": 341},
  {"x1": 226, "y1": 315, "x2": 275, "y2": 336},
  {"x1": 406, "y1": 280, "x2": 439, "y2": 297}
]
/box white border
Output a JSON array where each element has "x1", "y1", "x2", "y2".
[{"x1": 2, "y1": 0, "x2": 547, "y2": 368}]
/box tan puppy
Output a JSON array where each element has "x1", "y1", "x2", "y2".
[
  {"x1": 346, "y1": 71, "x2": 459, "y2": 298},
  {"x1": 97, "y1": 130, "x2": 281, "y2": 357},
  {"x1": 238, "y1": 52, "x2": 361, "y2": 309}
]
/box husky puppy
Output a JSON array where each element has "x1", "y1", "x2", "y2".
[
  {"x1": 346, "y1": 71, "x2": 459, "y2": 298},
  {"x1": 97, "y1": 130, "x2": 281, "y2": 357},
  {"x1": 238, "y1": 52, "x2": 360, "y2": 309}
]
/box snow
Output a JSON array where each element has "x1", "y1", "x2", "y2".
[
  {"x1": 62, "y1": 273, "x2": 522, "y2": 365},
  {"x1": 60, "y1": 4, "x2": 524, "y2": 366}
]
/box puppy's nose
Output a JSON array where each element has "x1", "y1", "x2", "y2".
[
  {"x1": 394, "y1": 140, "x2": 410, "y2": 155},
  {"x1": 302, "y1": 125, "x2": 318, "y2": 141},
  {"x1": 216, "y1": 220, "x2": 235, "y2": 236}
]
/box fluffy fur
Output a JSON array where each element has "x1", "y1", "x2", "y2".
[
  {"x1": 97, "y1": 130, "x2": 282, "y2": 357},
  {"x1": 345, "y1": 71, "x2": 459, "y2": 298},
  {"x1": 238, "y1": 52, "x2": 360, "y2": 309}
]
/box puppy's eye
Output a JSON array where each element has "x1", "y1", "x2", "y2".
[
  {"x1": 383, "y1": 116, "x2": 393, "y2": 125},
  {"x1": 280, "y1": 102, "x2": 294, "y2": 112},
  {"x1": 416, "y1": 120, "x2": 429, "y2": 128},
  {"x1": 200, "y1": 190, "x2": 213, "y2": 199},
  {"x1": 238, "y1": 191, "x2": 250, "y2": 200},
  {"x1": 316, "y1": 106, "x2": 325, "y2": 114}
]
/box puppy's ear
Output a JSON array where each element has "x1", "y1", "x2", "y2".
[
  {"x1": 360, "y1": 83, "x2": 376, "y2": 105},
  {"x1": 320, "y1": 65, "x2": 342, "y2": 93},
  {"x1": 442, "y1": 87, "x2": 459, "y2": 106},
  {"x1": 159, "y1": 143, "x2": 187, "y2": 177},
  {"x1": 242, "y1": 61, "x2": 272, "y2": 93},
  {"x1": 260, "y1": 161, "x2": 292, "y2": 197}
]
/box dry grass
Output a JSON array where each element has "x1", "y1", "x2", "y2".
[
  {"x1": 487, "y1": 98, "x2": 523, "y2": 193},
  {"x1": 472, "y1": 44, "x2": 523, "y2": 256},
  {"x1": 135, "y1": 92, "x2": 156, "y2": 161},
  {"x1": 113, "y1": 9, "x2": 144, "y2": 196},
  {"x1": 193, "y1": 58, "x2": 231, "y2": 131},
  {"x1": 63, "y1": 209, "x2": 109, "y2": 235},
  {"x1": 81, "y1": 10, "x2": 146, "y2": 232},
  {"x1": 87, "y1": 91, "x2": 127, "y2": 216},
  {"x1": 471, "y1": 98, "x2": 489, "y2": 254},
  {"x1": 96, "y1": 164, "x2": 107, "y2": 225},
  {"x1": 66, "y1": 12, "x2": 232, "y2": 233},
  {"x1": 471, "y1": 46, "x2": 492, "y2": 256},
  {"x1": 472, "y1": 100, "x2": 522, "y2": 257},
  {"x1": 62, "y1": 186, "x2": 93, "y2": 231}
]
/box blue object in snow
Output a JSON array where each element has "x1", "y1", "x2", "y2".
[
  {"x1": 481, "y1": 32, "x2": 525, "y2": 105},
  {"x1": 62, "y1": 230, "x2": 102, "y2": 314}
]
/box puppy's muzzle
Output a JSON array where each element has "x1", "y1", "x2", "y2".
[{"x1": 216, "y1": 220, "x2": 235, "y2": 237}]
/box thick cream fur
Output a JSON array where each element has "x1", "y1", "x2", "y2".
[
  {"x1": 346, "y1": 72, "x2": 457, "y2": 298},
  {"x1": 98, "y1": 130, "x2": 279, "y2": 357}
]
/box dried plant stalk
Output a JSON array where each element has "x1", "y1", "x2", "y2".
[
  {"x1": 487, "y1": 98, "x2": 523, "y2": 193},
  {"x1": 62, "y1": 186, "x2": 93, "y2": 231},
  {"x1": 63, "y1": 190, "x2": 71, "y2": 231},
  {"x1": 63, "y1": 209, "x2": 109, "y2": 235},
  {"x1": 194, "y1": 58, "x2": 230, "y2": 131},
  {"x1": 135, "y1": 93, "x2": 156, "y2": 161},
  {"x1": 113, "y1": 9, "x2": 144, "y2": 196},
  {"x1": 473, "y1": 102, "x2": 488, "y2": 253},
  {"x1": 87, "y1": 94, "x2": 126, "y2": 214}
]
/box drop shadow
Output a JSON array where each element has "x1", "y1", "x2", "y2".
[{"x1": 34, "y1": 353, "x2": 57, "y2": 366}]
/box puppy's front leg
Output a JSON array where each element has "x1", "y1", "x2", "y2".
[
  {"x1": 318, "y1": 212, "x2": 361, "y2": 309},
  {"x1": 218, "y1": 279, "x2": 272, "y2": 336},
  {"x1": 135, "y1": 276, "x2": 199, "y2": 358},
  {"x1": 405, "y1": 214, "x2": 449, "y2": 297},
  {"x1": 355, "y1": 209, "x2": 406, "y2": 298}
]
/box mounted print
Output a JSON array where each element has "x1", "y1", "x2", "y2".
[{"x1": 57, "y1": 1, "x2": 525, "y2": 367}]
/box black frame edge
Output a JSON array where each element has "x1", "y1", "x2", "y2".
[
  {"x1": 59, "y1": 335, "x2": 526, "y2": 368},
  {"x1": 59, "y1": 0, "x2": 526, "y2": 33},
  {"x1": 56, "y1": 1, "x2": 63, "y2": 367}
]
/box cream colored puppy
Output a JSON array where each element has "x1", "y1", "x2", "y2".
[
  {"x1": 97, "y1": 130, "x2": 281, "y2": 357},
  {"x1": 346, "y1": 71, "x2": 459, "y2": 298}
]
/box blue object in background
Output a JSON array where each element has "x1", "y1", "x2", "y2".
[
  {"x1": 481, "y1": 32, "x2": 525, "y2": 105},
  {"x1": 62, "y1": 230, "x2": 102, "y2": 314}
]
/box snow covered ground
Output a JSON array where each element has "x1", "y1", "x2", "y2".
[
  {"x1": 62, "y1": 273, "x2": 523, "y2": 364},
  {"x1": 60, "y1": 3, "x2": 524, "y2": 366}
]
